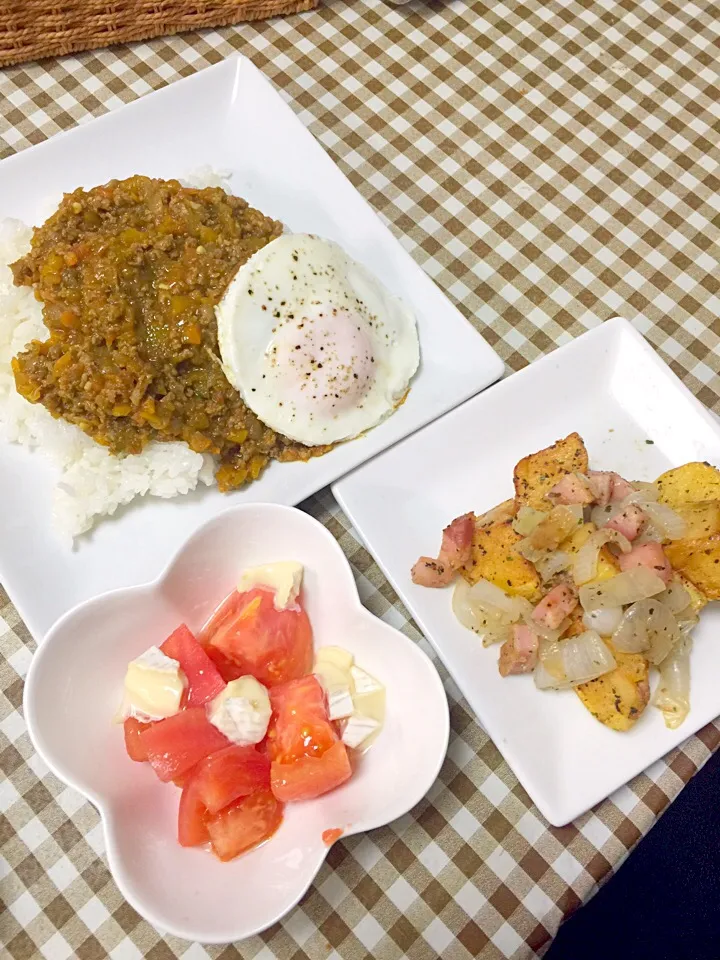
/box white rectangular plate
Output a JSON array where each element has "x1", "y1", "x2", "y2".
[
  {"x1": 0, "y1": 56, "x2": 502, "y2": 639},
  {"x1": 334, "y1": 318, "x2": 720, "y2": 825}
]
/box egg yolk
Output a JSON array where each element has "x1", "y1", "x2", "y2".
[{"x1": 268, "y1": 306, "x2": 375, "y2": 414}]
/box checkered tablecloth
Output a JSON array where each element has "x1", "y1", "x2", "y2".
[{"x1": 2, "y1": 1, "x2": 720, "y2": 957}]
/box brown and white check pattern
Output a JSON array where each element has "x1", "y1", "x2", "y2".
[{"x1": 1, "y1": 1, "x2": 720, "y2": 956}]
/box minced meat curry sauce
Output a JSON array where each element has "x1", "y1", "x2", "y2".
[{"x1": 11, "y1": 175, "x2": 329, "y2": 490}]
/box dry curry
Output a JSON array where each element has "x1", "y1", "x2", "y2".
[{"x1": 11, "y1": 176, "x2": 328, "y2": 490}]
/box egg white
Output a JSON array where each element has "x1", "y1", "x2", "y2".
[{"x1": 216, "y1": 234, "x2": 420, "y2": 446}]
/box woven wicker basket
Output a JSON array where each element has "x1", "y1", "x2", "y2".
[{"x1": 0, "y1": 0, "x2": 318, "y2": 68}]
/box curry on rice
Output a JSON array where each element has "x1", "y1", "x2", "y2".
[{"x1": 10, "y1": 175, "x2": 328, "y2": 491}]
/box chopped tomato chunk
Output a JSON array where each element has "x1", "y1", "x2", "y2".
[
  {"x1": 202, "y1": 587, "x2": 312, "y2": 687},
  {"x1": 192, "y1": 745, "x2": 271, "y2": 815},
  {"x1": 178, "y1": 777, "x2": 210, "y2": 847},
  {"x1": 178, "y1": 745, "x2": 271, "y2": 847},
  {"x1": 201, "y1": 644, "x2": 247, "y2": 684},
  {"x1": 269, "y1": 672, "x2": 326, "y2": 718},
  {"x1": 123, "y1": 717, "x2": 152, "y2": 762},
  {"x1": 140, "y1": 707, "x2": 231, "y2": 782},
  {"x1": 207, "y1": 789, "x2": 283, "y2": 861},
  {"x1": 160, "y1": 624, "x2": 225, "y2": 706},
  {"x1": 268, "y1": 675, "x2": 336, "y2": 763},
  {"x1": 267, "y1": 675, "x2": 352, "y2": 801},
  {"x1": 271, "y1": 741, "x2": 352, "y2": 802},
  {"x1": 199, "y1": 589, "x2": 244, "y2": 644}
]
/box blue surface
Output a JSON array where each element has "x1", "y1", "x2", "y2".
[{"x1": 546, "y1": 749, "x2": 720, "y2": 959}]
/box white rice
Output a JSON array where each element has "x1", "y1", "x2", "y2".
[{"x1": 0, "y1": 171, "x2": 233, "y2": 544}]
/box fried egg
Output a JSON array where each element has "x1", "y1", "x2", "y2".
[{"x1": 216, "y1": 234, "x2": 419, "y2": 446}]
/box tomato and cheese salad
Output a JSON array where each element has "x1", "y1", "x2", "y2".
[
  {"x1": 412, "y1": 433, "x2": 719, "y2": 733},
  {"x1": 116, "y1": 561, "x2": 385, "y2": 862}
]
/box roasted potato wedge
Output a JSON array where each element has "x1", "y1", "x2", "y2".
[
  {"x1": 575, "y1": 646, "x2": 650, "y2": 732},
  {"x1": 665, "y1": 534, "x2": 720, "y2": 600},
  {"x1": 513, "y1": 432, "x2": 589, "y2": 512},
  {"x1": 460, "y1": 516, "x2": 542, "y2": 601},
  {"x1": 672, "y1": 500, "x2": 720, "y2": 540},
  {"x1": 656, "y1": 461, "x2": 720, "y2": 508},
  {"x1": 563, "y1": 521, "x2": 620, "y2": 585},
  {"x1": 476, "y1": 498, "x2": 515, "y2": 528},
  {"x1": 676, "y1": 572, "x2": 708, "y2": 614}
]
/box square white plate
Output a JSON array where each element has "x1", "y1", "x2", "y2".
[
  {"x1": 0, "y1": 55, "x2": 502, "y2": 640},
  {"x1": 334, "y1": 317, "x2": 720, "y2": 826}
]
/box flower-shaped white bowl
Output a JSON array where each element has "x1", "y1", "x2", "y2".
[{"x1": 24, "y1": 503, "x2": 449, "y2": 943}]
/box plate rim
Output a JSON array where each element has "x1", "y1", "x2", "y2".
[
  {"x1": 0, "y1": 53, "x2": 503, "y2": 641},
  {"x1": 0, "y1": 57, "x2": 240, "y2": 176},
  {"x1": 333, "y1": 316, "x2": 720, "y2": 825}
]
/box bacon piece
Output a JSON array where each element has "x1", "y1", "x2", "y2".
[
  {"x1": 618, "y1": 542, "x2": 673, "y2": 585},
  {"x1": 411, "y1": 512, "x2": 475, "y2": 588},
  {"x1": 547, "y1": 473, "x2": 594, "y2": 505},
  {"x1": 410, "y1": 557, "x2": 454, "y2": 588},
  {"x1": 605, "y1": 504, "x2": 646, "y2": 541},
  {"x1": 498, "y1": 625, "x2": 539, "y2": 677},
  {"x1": 549, "y1": 470, "x2": 637, "y2": 508},
  {"x1": 583, "y1": 470, "x2": 636, "y2": 505},
  {"x1": 609, "y1": 474, "x2": 635, "y2": 502},
  {"x1": 438, "y1": 512, "x2": 475, "y2": 569},
  {"x1": 532, "y1": 583, "x2": 578, "y2": 630},
  {"x1": 587, "y1": 471, "x2": 614, "y2": 506}
]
